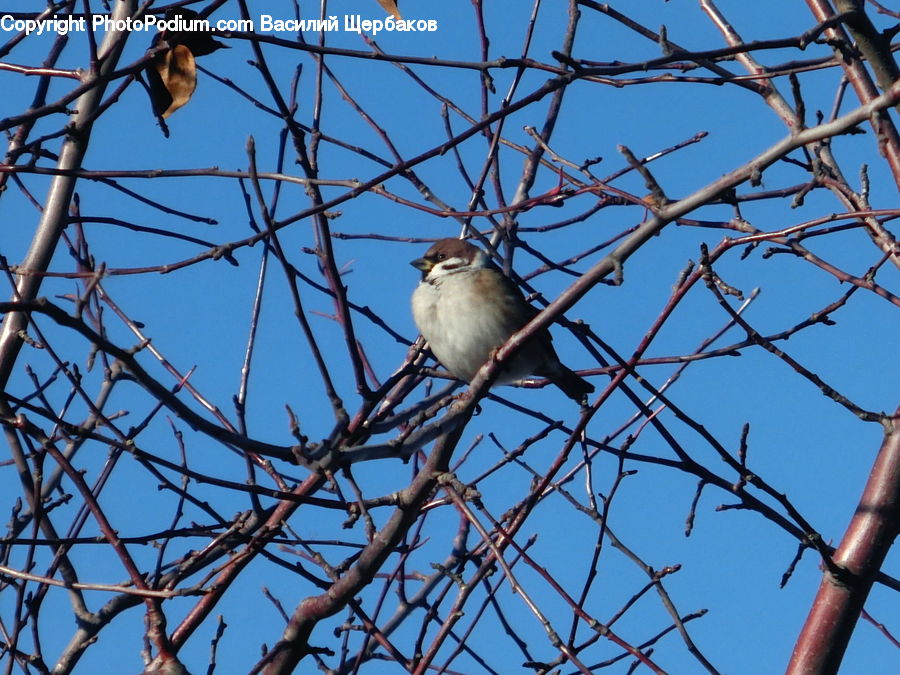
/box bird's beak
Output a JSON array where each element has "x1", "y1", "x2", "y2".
[{"x1": 410, "y1": 257, "x2": 432, "y2": 273}]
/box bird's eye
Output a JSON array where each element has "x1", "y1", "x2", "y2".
[{"x1": 436, "y1": 253, "x2": 446, "y2": 261}]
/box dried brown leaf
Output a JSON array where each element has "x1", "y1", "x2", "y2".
[
  {"x1": 376, "y1": 0, "x2": 402, "y2": 20},
  {"x1": 145, "y1": 8, "x2": 227, "y2": 120},
  {"x1": 149, "y1": 44, "x2": 197, "y2": 119}
]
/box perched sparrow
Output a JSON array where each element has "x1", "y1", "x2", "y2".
[{"x1": 411, "y1": 238, "x2": 594, "y2": 402}]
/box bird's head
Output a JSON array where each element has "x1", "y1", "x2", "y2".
[{"x1": 410, "y1": 238, "x2": 489, "y2": 282}]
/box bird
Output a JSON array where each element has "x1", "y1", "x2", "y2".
[{"x1": 410, "y1": 238, "x2": 594, "y2": 403}]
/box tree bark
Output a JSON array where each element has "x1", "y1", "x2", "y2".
[{"x1": 787, "y1": 407, "x2": 900, "y2": 674}]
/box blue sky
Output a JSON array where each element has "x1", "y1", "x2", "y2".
[{"x1": 1, "y1": 1, "x2": 899, "y2": 673}]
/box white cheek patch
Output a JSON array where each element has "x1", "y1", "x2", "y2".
[{"x1": 432, "y1": 256, "x2": 469, "y2": 275}]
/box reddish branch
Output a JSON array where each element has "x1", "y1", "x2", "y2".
[
  {"x1": 805, "y1": 0, "x2": 900, "y2": 186},
  {"x1": 787, "y1": 406, "x2": 900, "y2": 673}
]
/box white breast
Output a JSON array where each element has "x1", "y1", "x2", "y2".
[{"x1": 411, "y1": 269, "x2": 529, "y2": 383}]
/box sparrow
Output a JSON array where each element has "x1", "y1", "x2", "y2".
[{"x1": 410, "y1": 238, "x2": 594, "y2": 402}]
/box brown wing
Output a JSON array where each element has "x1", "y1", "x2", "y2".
[
  {"x1": 476, "y1": 263, "x2": 559, "y2": 357},
  {"x1": 491, "y1": 264, "x2": 594, "y2": 402}
]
